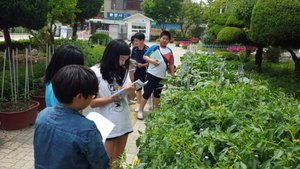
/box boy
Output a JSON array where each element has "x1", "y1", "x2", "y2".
[
  {"x1": 138, "y1": 30, "x2": 175, "y2": 120},
  {"x1": 34, "y1": 65, "x2": 110, "y2": 169},
  {"x1": 130, "y1": 32, "x2": 149, "y2": 112}
]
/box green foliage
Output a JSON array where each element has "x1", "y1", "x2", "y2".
[
  {"x1": 88, "y1": 33, "x2": 112, "y2": 46},
  {"x1": 191, "y1": 26, "x2": 205, "y2": 39},
  {"x1": 214, "y1": 11, "x2": 231, "y2": 25},
  {"x1": 232, "y1": 0, "x2": 257, "y2": 28},
  {"x1": 0, "y1": 63, "x2": 46, "y2": 102},
  {"x1": 225, "y1": 15, "x2": 244, "y2": 28},
  {"x1": 137, "y1": 53, "x2": 300, "y2": 168},
  {"x1": 215, "y1": 51, "x2": 239, "y2": 61},
  {"x1": 0, "y1": 39, "x2": 37, "y2": 51},
  {"x1": 207, "y1": 24, "x2": 226, "y2": 36},
  {"x1": 249, "y1": 0, "x2": 300, "y2": 48},
  {"x1": 174, "y1": 37, "x2": 189, "y2": 41},
  {"x1": 76, "y1": 0, "x2": 103, "y2": 20},
  {"x1": 142, "y1": 0, "x2": 182, "y2": 27},
  {"x1": 201, "y1": 32, "x2": 215, "y2": 45},
  {"x1": 264, "y1": 47, "x2": 281, "y2": 63},
  {"x1": 0, "y1": 0, "x2": 48, "y2": 30},
  {"x1": 72, "y1": 40, "x2": 105, "y2": 67},
  {"x1": 217, "y1": 27, "x2": 246, "y2": 44}
]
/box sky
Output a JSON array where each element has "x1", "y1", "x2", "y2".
[{"x1": 192, "y1": 0, "x2": 208, "y2": 3}]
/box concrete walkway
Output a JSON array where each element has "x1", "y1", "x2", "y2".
[{"x1": 0, "y1": 40, "x2": 188, "y2": 169}]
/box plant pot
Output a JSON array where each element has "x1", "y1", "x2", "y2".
[
  {"x1": 0, "y1": 100, "x2": 40, "y2": 130},
  {"x1": 181, "y1": 43, "x2": 189, "y2": 49},
  {"x1": 174, "y1": 41, "x2": 181, "y2": 47},
  {"x1": 30, "y1": 89, "x2": 46, "y2": 111}
]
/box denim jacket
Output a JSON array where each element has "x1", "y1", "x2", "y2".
[{"x1": 34, "y1": 104, "x2": 110, "y2": 169}]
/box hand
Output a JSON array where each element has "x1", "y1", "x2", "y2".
[
  {"x1": 111, "y1": 96, "x2": 120, "y2": 102},
  {"x1": 137, "y1": 63, "x2": 143, "y2": 68},
  {"x1": 124, "y1": 82, "x2": 135, "y2": 93},
  {"x1": 152, "y1": 59, "x2": 160, "y2": 67}
]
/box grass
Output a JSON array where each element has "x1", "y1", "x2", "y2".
[{"x1": 227, "y1": 59, "x2": 300, "y2": 99}]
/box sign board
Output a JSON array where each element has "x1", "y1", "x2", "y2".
[{"x1": 107, "y1": 12, "x2": 131, "y2": 18}]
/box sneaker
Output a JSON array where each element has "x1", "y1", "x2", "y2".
[
  {"x1": 137, "y1": 110, "x2": 144, "y2": 120},
  {"x1": 134, "y1": 104, "x2": 140, "y2": 112},
  {"x1": 128, "y1": 100, "x2": 136, "y2": 105}
]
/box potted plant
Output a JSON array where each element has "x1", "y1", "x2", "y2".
[
  {"x1": 169, "y1": 37, "x2": 175, "y2": 43},
  {"x1": 156, "y1": 38, "x2": 160, "y2": 44},
  {"x1": 190, "y1": 37, "x2": 199, "y2": 44},
  {"x1": 29, "y1": 78, "x2": 46, "y2": 111},
  {"x1": 180, "y1": 41, "x2": 191, "y2": 49},
  {"x1": 0, "y1": 48, "x2": 40, "y2": 130}
]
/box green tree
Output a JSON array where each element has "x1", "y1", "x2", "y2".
[
  {"x1": 71, "y1": 0, "x2": 104, "y2": 40},
  {"x1": 142, "y1": 0, "x2": 182, "y2": 30},
  {"x1": 47, "y1": 0, "x2": 80, "y2": 43},
  {"x1": 0, "y1": 0, "x2": 48, "y2": 55},
  {"x1": 249, "y1": 0, "x2": 300, "y2": 77},
  {"x1": 177, "y1": 0, "x2": 205, "y2": 37}
]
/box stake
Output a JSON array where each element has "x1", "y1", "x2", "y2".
[{"x1": 1, "y1": 50, "x2": 6, "y2": 99}]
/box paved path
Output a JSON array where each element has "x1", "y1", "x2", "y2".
[{"x1": 0, "y1": 39, "x2": 188, "y2": 169}]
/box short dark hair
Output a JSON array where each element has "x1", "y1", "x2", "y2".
[
  {"x1": 160, "y1": 30, "x2": 171, "y2": 40},
  {"x1": 43, "y1": 44, "x2": 84, "y2": 85},
  {"x1": 100, "y1": 39, "x2": 130, "y2": 85},
  {"x1": 133, "y1": 32, "x2": 145, "y2": 40},
  {"x1": 52, "y1": 65, "x2": 98, "y2": 104}
]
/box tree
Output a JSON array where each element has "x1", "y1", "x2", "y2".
[
  {"x1": 177, "y1": 0, "x2": 205, "y2": 37},
  {"x1": 46, "y1": 0, "x2": 79, "y2": 43},
  {"x1": 0, "y1": 0, "x2": 48, "y2": 56},
  {"x1": 249, "y1": 0, "x2": 300, "y2": 77},
  {"x1": 142, "y1": 0, "x2": 183, "y2": 30},
  {"x1": 71, "y1": 0, "x2": 104, "y2": 40}
]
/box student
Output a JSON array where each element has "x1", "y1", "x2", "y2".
[
  {"x1": 128, "y1": 35, "x2": 138, "y2": 105},
  {"x1": 90, "y1": 39, "x2": 136, "y2": 169},
  {"x1": 138, "y1": 31, "x2": 175, "y2": 120},
  {"x1": 34, "y1": 65, "x2": 110, "y2": 169},
  {"x1": 130, "y1": 32, "x2": 149, "y2": 112},
  {"x1": 42, "y1": 44, "x2": 84, "y2": 107}
]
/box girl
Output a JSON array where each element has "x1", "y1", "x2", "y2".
[
  {"x1": 90, "y1": 39, "x2": 136, "y2": 168},
  {"x1": 43, "y1": 44, "x2": 84, "y2": 107}
]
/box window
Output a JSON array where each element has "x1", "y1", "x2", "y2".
[
  {"x1": 132, "y1": 23, "x2": 146, "y2": 33},
  {"x1": 111, "y1": 0, "x2": 124, "y2": 10}
]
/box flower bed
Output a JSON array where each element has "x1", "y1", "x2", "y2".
[{"x1": 136, "y1": 53, "x2": 300, "y2": 168}]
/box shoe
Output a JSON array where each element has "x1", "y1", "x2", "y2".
[
  {"x1": 134, "y1": 104, "x2": 140, "y2": 112},
  {"x1": 128, "y1": 100, "x2": 136, "y2": 105},
  {"x1": 137, "y1": 110, "x2": 144, "y2": 120}
]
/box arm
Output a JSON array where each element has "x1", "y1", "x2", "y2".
[
  {"x1": 137, "y1": 62, "x2": 149, "y2": 68},
  {"x1": 90, "y1": 96, "x2": 119, "y2": 108},
  {"x1": 169, "y1": 64, "x2": 175, "y2": 75},
  {"x1": 143, "y1": 55, "x2": 159, "y2": 66}
]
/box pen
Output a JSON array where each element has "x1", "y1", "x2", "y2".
[{"x1": 113, "y1": 85, "x2": 123, "y2": 89}]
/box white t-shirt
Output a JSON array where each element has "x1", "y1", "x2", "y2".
[{"x1": 90, "y1": 64, "x2": 133, "y2": 138}]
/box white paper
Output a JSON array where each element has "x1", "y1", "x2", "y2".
[{"x1": 86, "y1": 112, "x2": 115, "y2": 143}]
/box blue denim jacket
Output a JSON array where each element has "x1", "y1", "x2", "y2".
[{"x1": 34, "y1": 104, "x2": 110, "y2": 169}]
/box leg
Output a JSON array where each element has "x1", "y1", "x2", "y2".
[
  {"x1": 105, "y1": 134, "x2": 129, "y2": 169},
  {"x1": 153, "y1": 97, "x2": 160, "y2": 110},
  {"x1": 135, "y1": 90, "x2": 142, "y2": 111}
]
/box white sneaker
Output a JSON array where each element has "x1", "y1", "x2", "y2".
[
  {"x1": 134, "y1": 104, "x2": 140, "y2": 112},
  {"x1": 147, "y1": 98, "x2": 153, "y2": 108},
  {"x1": 137, "y1": 110, "x2": 144, "y2": 120},
  {"x1": 128, "y1": 100, "x2": 136, "y2": 105}
]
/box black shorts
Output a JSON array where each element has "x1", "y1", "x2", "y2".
[
  {"x1": 142, "y1": 73, "x2": 163, "y2": 99},
  {"x1": 134, "y1": 67, "x2": 147, "y2": 91}
]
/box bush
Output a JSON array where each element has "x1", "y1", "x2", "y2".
[
  {"x1": 217, "y1": 27, "x2": 246, "y2": 44},
  {"x1": 225, "y1": 15, "x2": 244, "y2": 28},
  {"x1": 201, "y1": 32, "x2": 215, "y2": 44},
  {"x1": 215, "y1": 51, "x2": 239, "y2": 61},
  {"x1": 264, "y1": 47, "x2": 281, "y2": 63},
  {"x1": 72, "y1": 40, "x2": 105, "y2": 67},
  {"x1": 88, "y1": 33, "x2": 112, "y2": 46}
]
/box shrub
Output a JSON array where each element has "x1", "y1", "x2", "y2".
[
  {"x1": 215, "y1": 51, "x2": 239, "y2": 61},
  {"x1": 264, "y1": 47, "x2": 281, "y2": 63},
  {"x1": 217, "y1": 27, "x2": 246, "y2": 44},
  {"x1": 88, "y1": 33, "x2": 112, "y2": 46},
  {"x1": 225, "y1": 15, "x2": 244, "y2": 28},
  {"x1": 201, "y1": 32, "x2": 215, "y2": 44}
]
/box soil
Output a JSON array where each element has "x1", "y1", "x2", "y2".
[
  {"x1": 0, "y1": 50, "x2": 46, "y2": 66},
  {"x1": 1, "y1": 101, "x2": 36, "y2": 112}
]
